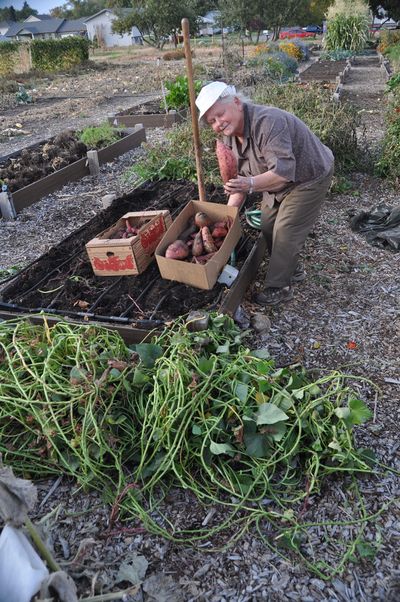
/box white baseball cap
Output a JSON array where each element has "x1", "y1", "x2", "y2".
[{"x1": 195, "y1": 81, "x2": 236, "y2": 122}]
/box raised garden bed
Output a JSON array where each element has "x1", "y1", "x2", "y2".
[
  {"x1": 0, "y1": 180, "x2": 264, "y2": 342},
  {"x1": 109, "y1": 99, "x2": 187, "y2": 128},
  {"x1": 299, "y1": 59, "x2": 349, "y2": 82},
  {"x1": 0, "y1": 125, "x2": 146, "y2": 215}
]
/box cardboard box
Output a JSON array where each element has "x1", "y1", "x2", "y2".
[
  {"x1": 86, "y1": 210, "x2": 172, "y2": 276},
  {"x1": 155, "y1": 200, "x2": 242, "y2": 290}
]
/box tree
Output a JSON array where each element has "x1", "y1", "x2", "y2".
[
  {"x1": 0, "y1": 2, "x2": 38, "y2": 22},
  {"x1": 112, "y1": 0, "x2": 198, "y2": 49},
  {"x1": 369, "y1": 1, "x2": 400, "y2": 22},
  {"x1": 218, "y1": 0, "x2": 310, "y2": 42},
  {"x1": 18, "y1": 1, "x2": 38, "y2": 19},
  {"x1": 50, "y1": 0, "x2": 108, "y2": 19}
]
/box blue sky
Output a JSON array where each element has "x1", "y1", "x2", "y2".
[{"x1": 0, "y1": 0, "x2": 63, "y2": 13}]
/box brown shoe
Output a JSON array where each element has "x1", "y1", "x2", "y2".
[{"x1": 253, "y1": 286, "x2": 293, "y2": 306}]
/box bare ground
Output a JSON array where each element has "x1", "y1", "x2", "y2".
[{"x1": 0, "y1": 52, "x2": 399, "y2": 601}]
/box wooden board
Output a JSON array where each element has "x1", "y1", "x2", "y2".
[
  {"x1": 109, "y1": 111, "x2": 185, "y2": 129},
  {"x1": 9, "y1": 126, "x2": 146, "y2": 213}
]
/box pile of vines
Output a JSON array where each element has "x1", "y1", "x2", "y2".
[{"x1": 0, "y1": 315, "x2": 397, "y2": 578}]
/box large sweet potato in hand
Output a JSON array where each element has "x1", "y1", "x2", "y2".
[{"x1": 216, "y1": 139, "x2": 238, "y2": 184}]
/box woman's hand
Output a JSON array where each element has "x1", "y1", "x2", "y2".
[{"x1": 224, "y1": 175, "x2": 253, "y2": 196}]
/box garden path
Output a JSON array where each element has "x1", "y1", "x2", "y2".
[{"x1": 340, "y1": 53, "x2": 386, "y2": 147}]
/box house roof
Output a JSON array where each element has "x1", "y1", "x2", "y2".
[
  {"x1": 5, "y1": 18, "x2": 64, "y2": 36},
  {"x1": 5, "y1": 18, "x2": 86, "y2": 37},
  {"x1": 58, "y1": 19, "x2": 86, "y2": 33},
  {"x1": 24, "y1": 14, "x2": 52, "y2": 21},
  {"x1": 84, "y1": 8, "x2": 133, "y2": 22}
]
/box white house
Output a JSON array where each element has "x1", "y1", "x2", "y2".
[{"x1": 84, "y1": 9, "x2": 143, "y2": 47}]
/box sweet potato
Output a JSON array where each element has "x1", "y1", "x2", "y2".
[
  {"x1": 212, "y1": 225, "x2": 228, "y2": 239},
  {"x1": 192, "y1": 231, "x2": 204, "y2": 257},
  {"x1": 216, "y1": 139, "x2": 238, "y2": 184},
  {"x1": 191, "y1": 252, "x2": 216, "y2": 264},
  {"x1": 165, "y1": 240, "x2": 190, "y2": 260},
  {"x1": 201, "y1": 226, "x2": 217, "y2": 254},
  {"x1": 194, "y1": 211, "x2": 212, "y2": 229}
]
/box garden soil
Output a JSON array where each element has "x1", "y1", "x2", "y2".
[{"x1": 0, "y1": 52, "x2": 399, "y2": 601}]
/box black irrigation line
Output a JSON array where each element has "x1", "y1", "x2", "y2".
[{"x1": 1, "y1": 181, "x2": 250, "y2": 328}]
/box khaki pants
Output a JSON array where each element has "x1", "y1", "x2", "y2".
[{"x1": 261, "y1": 167, "x2": 334, "y2": 288}]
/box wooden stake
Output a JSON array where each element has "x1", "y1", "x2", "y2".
[
  {"x1": 87, "y1": 150, "x2": 100, "y2": 176},
  {"x1": 0, "y1": 191, "x2": 16, "y2": 220},
  {"x1": 181, "y1": 17, "x2": 206, "y2": 202}
]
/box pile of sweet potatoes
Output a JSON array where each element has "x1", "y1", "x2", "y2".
[
  {"x1": 110, "y1": 218, "x2": 147, "y2": 239},
  {"x1": 164, "y1": 211, "x2": 232, "y2": 265}
]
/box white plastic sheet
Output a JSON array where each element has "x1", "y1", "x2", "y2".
[{"x1": 0, "y1": 524, "x2": 49, "y2": 602}]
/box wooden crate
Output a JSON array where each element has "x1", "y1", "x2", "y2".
[{"x1": 86, "y1": 210, "x2": 172, "y2": 276}]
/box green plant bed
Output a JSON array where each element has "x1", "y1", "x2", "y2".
[{"x1": 79, "y1": 122, "x2": 122, "y2": 148}]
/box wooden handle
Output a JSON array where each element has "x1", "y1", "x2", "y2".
[{"x1": 181, "y1": 18, "x2": 206, "y2": 202}]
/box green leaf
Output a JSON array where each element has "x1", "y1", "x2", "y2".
[
  {"x1": 257, "y1": 361, "x2": 273, "y2": 375},
  {"x1": 234, "y1": 382, "x2": 248, "y2": 402},
  {"x1": 69, "y1": 366, "x2": 89, "y2": 384},
  {"x1": 256, "y1": 403, "x2": 289, "y2": 425},
  {"x1": 132, "y1": 369, "x2": 150, "y2": 386},
  {"x1": 106, "y1": 414, "x2": 127, "y2": 425},
  {"x1": 192, "y1": 424, "x2": 202, "y2": 435},
  {"x1": 198, "y1": 356, "x2": 215, "y2": 374},
  {"x1": 134, "y1": 343, "x2": 163, "y2": 368},
  {"x1": 349, "y1": 398, "x2": 373, "y2": 424},
  {"x1": 250, "y1": 348, "x2": 270, "y2": 359},
  {"x1": 209, "y1": 441, "x2": 235, "y2": 457},
  {"x1": 216, "y1": 343, "x2": 230, "y2": 354},
  {"x1": 242, "y1": 416, "x2": 257, "y2": 434},
  {"x1": 334, "y1": 407, "x2": 351, "y2": 420},
  {"x1": 109, "y1": 368, "x2": 121, "y2": 378},
  {"x1": 244, "y1": 433, "x2": 270, "y2": 458},
  {"x1": 232, "y1": 473, "x2": 254, "y2": 495},
  {"x1": 263, "y1": 421, "x2": 287, "y2": 442}
]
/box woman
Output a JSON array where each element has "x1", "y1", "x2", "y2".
[{"x1": 195, "y1": 81, "x2": 334, "y2": 306}]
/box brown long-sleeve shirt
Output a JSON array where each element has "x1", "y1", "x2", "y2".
[{"x1": 223, "y1": 103, "x2": 334, "y2": 207}]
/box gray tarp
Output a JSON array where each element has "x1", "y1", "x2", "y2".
[{"x1": 350, "y1": 204, "x2": 400, "y2": 251}]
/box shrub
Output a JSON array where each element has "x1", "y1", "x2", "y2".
[
  {"x1": 376, "y1": 88, "x2": 400, "y2": 182},
  {"x1": 377, "y1": 30, "x2": 400, "y2": 55},
  {"x1": 249, "y1": 43, "x2": 271, "y2": 57},
  {"x1": 384, "y1": 44, "x2": 400, "y2": 73},
  {"x1": 123, "y1": 121, "x2": 220, "y2": 185},
  {"x1": 0, "y1": 41, "x2": 20, "y2": 76},
  {"x1": 248, "y1": 49, "x2": 298, "y2": 82},
  {"x1": 31, "y1": 37, "x2": 89, "y2": 72},
  {"x1": 292, "y1": 41, "x2": 310, "y2": 61},
  {"x1": 279, "y1": 41, "x2": 303, "y2": 62},
  {"x1": 162, "y1": 49, "x2": 186, "y2": 61},
  {"x1": 164, "y1": 75, "x2": 202, "y2": 110},
  {"x1": 324, "y1": 0, "x2": 370, "y2": 52},
  {"x1": 252, "y1": 82, "x2": 359, "y2": 171},
  {"x1": 79, "y1": 122, "x2": 121, "y2": 148},
  {"x1": 320, "y1": 49, "x2": 354, "y2": 61}
]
